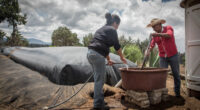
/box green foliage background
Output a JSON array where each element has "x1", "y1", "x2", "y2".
[
  {"x1": 0, "y1": 0, "x2": 28, "y2": 46},
  {"x1": 51, "y1": 27, "x2": 80, "y2": 46},
  {"x1": 122, "y1": 45, "x2": 143, "y2": 64}
]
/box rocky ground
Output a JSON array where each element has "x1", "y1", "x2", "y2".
[{"x1": 0, "y1": 54, "x2": 200, "y2": 110}]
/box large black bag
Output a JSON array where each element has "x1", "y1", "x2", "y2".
[{"x1": 3, "y1": 47, "x2": 136, "y2": 86}]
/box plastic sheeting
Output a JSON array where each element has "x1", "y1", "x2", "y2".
[
  {"x1": 0, "y1": 54, "x2": 124, "y2": 110},
  {"x1": 2, "y1": 47, "x2": 136, "y2": 86}
]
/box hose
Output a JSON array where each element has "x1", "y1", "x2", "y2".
[
  {"x1": 43, "y1": 63, "x2": 124, "y2": 110},
  {"x1": 42, "y1": 73, "x2": 93, "y2": 110}
]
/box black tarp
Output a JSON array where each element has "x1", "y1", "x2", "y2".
[
  {"x1": 2, "y1": 47, "x2": 137, "y2": 86},
  {"x1": 0, "y1": 54, "x2": 97, "y2": 109}
]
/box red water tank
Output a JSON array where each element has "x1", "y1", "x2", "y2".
[{"x1": 120, "y1": 67, "x2": 169, "y2": 91}]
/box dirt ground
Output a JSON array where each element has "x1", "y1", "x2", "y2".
[
  {"x1": 74, "y1": 75, "x2": 200, "y2": 110},
  {"x1": 0, "y1": 53, "x2": 200, "y2": 110},
  {"x1": 180, "y1": 64, "x2": 185, "y2": 75},
  {"x1": 72, "y1": 65, "x2": 200, "y2": 110}
]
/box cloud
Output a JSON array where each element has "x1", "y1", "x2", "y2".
[
  {"x1": 118, "y1": 0, "x2": 185, "y2": 52},
  {"x1": 0, "y1": 0, "x2": 185, "y2": 52}
]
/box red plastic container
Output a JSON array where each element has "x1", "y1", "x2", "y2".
[{"x1": 120, "y1": 67, "x2": 169, "y2": 91}]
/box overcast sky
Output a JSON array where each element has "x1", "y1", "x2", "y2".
[{"x1": 0, "y1": 0, "x2": 185, "y2": 53}]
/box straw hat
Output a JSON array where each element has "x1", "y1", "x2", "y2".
[{"x1": 146, "y1": 18, "x2": 166, "y2": 27}]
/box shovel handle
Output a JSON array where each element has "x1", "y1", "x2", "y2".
[{"x1": 140, "y1": 35, "x2": 152, "y2": 70}]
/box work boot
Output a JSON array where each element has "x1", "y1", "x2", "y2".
[{"x1": 176, "y1": 94, "x2": 181, "y2": 98}]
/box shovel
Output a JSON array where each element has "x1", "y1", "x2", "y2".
[{"x1": 115, "y1": 35, "x2": 152, "y2": 88}]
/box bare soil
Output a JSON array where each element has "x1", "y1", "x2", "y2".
[
  {"x1": 77, "y1": 65, "x2": 200, "y2": 110},
  {"x1": 0, "y1": 54, "x2": 200, "y2": 110}
]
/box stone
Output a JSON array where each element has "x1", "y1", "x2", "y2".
[
  {"x1": 125, "y1": 90, "x2": 150, "y2": 108},
  {"x1": 162, "y1": 88, "x2": 168, "y2": 95},
  {"x1": 149, "y1": 96, "x2": 162, "y2": 104},
  {"x1": 125, "y1": 88, "x2": 169, "y2": 107},
  {"x1": 126, "y1": 90, "x2": 148, "y2": 100},
  {"x1": 125, "y1": 95, "x2": 150, "y2": 108},
  {"x1": 148, "y1": 88, "x2": 168, "y2": 104},
  {"x1": 162, "y1": 94, "x2": 169, "y2": 101}
]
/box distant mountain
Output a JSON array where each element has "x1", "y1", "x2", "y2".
[{"x1": 28, "y1": 38, "x2": 51, "y2": 45}]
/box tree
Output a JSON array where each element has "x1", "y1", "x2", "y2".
[
  {"x1": 0, "y1": 30, "x2": 5, "y2": 41},
  {"x1": 6, "y1": 31, "x2": 28, "y2": 46},
  {"x1": 51, "y1": 27, "x2": 80, "y2": 46},
  {"x1": 135, "y1": 38, "x2": 149, "y2": 56},
  {"x1": 119, "y1": 35, "x2": 134, "y2": 48},
  {"x1": 0, "y1": 0, "x2": 27, "y2": 46},
  {"x1": 83, "y1": 33, "x2": 93, "y2": 47},
  {"x1": 140, "y1": 38, "x2": 149, "y2": 54},
  {"x1": 0, "y1": 30, "x2": 6, "y2": 45}
]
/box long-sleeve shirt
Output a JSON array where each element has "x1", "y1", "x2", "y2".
[
  {"x1": 150, "y1": 25, "x2": 178, "y2": 58},
  {"x1": 88, "y1": 25, "x2": 121, "y2": 57}
]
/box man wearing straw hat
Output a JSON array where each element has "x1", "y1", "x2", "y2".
[{"x1": 145, "y1": 18, "x2": 181, "y2": 97}]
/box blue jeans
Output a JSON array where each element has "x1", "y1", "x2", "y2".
[
  {"x1": 87, "y1": 49, "x2": 106, "y2": 108},
  {"x1": 160, "y1": 54, "x2": 181, "y2": 96}
]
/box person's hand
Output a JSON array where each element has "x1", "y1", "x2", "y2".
[
  {"x1": 150, "y1": 33, "x2": 157, "y2": 37},
  {"x1": 107, "y1": 60, "x2": 114, "y2": 65},
  {"x1": 120, "y1": 57, "x2": 127, "y2": 64}
]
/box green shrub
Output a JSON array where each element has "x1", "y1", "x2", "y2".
[
  {"x1": 122, "y1": 45, "x2": 143, "y2": 64},
  {"x1": 110, "y1": 47, "x2": 117, "y2": 54},
  {"x1": 149, "y1": 48, "x2": 159, "y2": 67}
]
